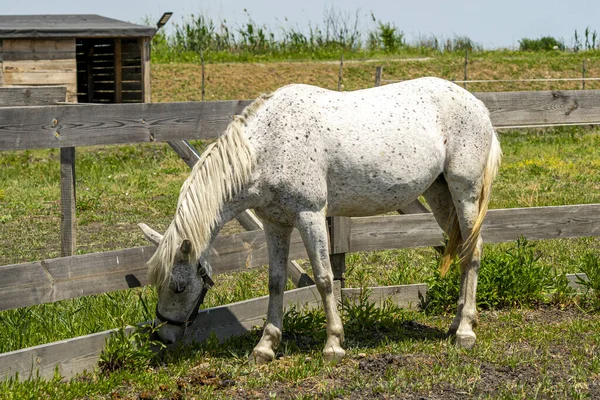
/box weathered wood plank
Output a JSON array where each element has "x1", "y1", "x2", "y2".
[
  {"x1": 566, "y1": 273, "x2": 589, "y2": 290},
  {"x1": 2, "y1": 39, "x2": 76, "y2": 53},
  {"x1": 185, "y1": 282, "x2": 341, "y2": 344},
  {"x1": 3, "y1": 89, "x2": 600, "y2": 151},
  {"x1": 140, "y1": 37, "x2": 151, "y2": 103},
  {"x1": 350, "y1": 204, "x2": 600, "y2": 252},
  {"x1": 475, "y1": 90, "x2": 600, "y2": 127},
  {"x1": 0, "y1": 86, "x2": 67, "y2": 107},
  {"x1": 114, "y1": 39, "x2": 122, "y2": 103},
  {"x1": 0, "y1": 100, "x2": 253, "y2": 151},
  {"x1": 1, "y1": 204, "x2": 598, "y2": 311},
  {"x1": 0, "y1": 283, "x2": 340, "y2": 382},
  {"x1": 2, "y1": 71, "x2": 77, "y2": 86},
  {"x1": 2, "y1": 59, "x2": 77, "y2": 73},
  {"x1": 0, "y1": 326, "x2": 134, "y2": 381},
  {"x1": 59, "y1": 147, "x2": 76, "y2": 256},
  {"x1": 342, "y1": 284, "x2": 427, "y2": 310}
]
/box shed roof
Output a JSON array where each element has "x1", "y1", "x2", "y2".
[{"x1": 0, "y1": 14, "x2": 156, "y2": 39}]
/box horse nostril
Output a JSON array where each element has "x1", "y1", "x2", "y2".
[{"x1": 174, "y1": 281, "x2": 186, "y2": 294}]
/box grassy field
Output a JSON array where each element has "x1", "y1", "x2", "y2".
[{"x1": 1, "y1": 52, "x2": 600, "y2": 398}]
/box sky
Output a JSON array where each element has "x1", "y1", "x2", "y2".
[{"x1": 1, "y1": 0, "x2": 600, "y2": 49}]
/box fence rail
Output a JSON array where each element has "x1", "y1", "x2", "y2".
[
  {"x1": 2, "y1": 90, "x2": 600, "y2": 152},
  {"x1": 1, "y1": 204, "x2": 598, "y2": 313}
]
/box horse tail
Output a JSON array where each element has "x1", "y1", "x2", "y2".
[{"x1": 439, "y1": 130, "x2": 502, "y2": 276}]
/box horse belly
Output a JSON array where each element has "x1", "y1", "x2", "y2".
[{"x1": 326, "y1": 164, "x2": 440, "y2": 217}]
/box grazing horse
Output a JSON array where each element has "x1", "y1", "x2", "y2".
[{"x1": 140, "y1": 77, "x2": 502, "y2": 363}]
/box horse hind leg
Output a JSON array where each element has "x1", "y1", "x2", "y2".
[{"x1": 423, "y1": 174, "x2": 483, "y2": 349}]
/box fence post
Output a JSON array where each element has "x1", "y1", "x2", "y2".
[
  {"x1": 583, "y1": 59, "x2": 587, "y2": 90},
  {"x1": 337, "y1": 53, "x2": 344, "y2": 91},
  {"x1": 328, "y1": 216, "x2": 350, "y2": 287},
  {"x1": 464, "y1": 49, "x2": 469, "y2": 90},
  {"x1": 374, "y1": 66, "x2": 383, "y2": 87},
  {"x1": 60, "y1": 147, "x2": 76, "y2": 256},
  {"x1": 201, "y1": 49, "x2": 205, "y2": 101}
]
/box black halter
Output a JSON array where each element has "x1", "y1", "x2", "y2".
[{"x1": 155, "y1": 262, "x2": 214, "y2": 328}]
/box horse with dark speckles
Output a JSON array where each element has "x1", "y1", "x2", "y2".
[{"x1": 140, "y1": 77, "x2": 502, "y2": 363}]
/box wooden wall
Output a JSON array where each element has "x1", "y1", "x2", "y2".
[{"x1": 0, "y1": 39, "x2": 78, "y2": 102}]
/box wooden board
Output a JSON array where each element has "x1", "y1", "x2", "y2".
[
  {"x1": 0, "y1": 283, "x2": 340, "y2": 382},
  {"x1": 475, "y1": 90, "x2": 600, "y2": 127},
  {"x1": 1, "y1": 204, "x2": 599, "y2": 311},
  {"x1": 60, "y1": 147, "x2": 76, "y2": 256},
  {"x1": 0, "y1": 326, "x2": 135, "y2": 381},
  {"x1": 350, "y1": 204, "x2": 600, "y2": 252},
  {"x1": 342, "y1": 284, "x2": 427, "y2": 310},
  {"x1": 1, "y1": 39, "x2": 75, "y2": 53},
  {"x1": 185, "y1": 282, "x2": 341, "y2": 344},
  {"x1": 0, "y1": 100, "x2": 253, "y2": 151},
  {"x1": 0, "y1": 86, "x2": 67, "y2": 107}
]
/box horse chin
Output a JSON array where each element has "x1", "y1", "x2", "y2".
[{"x1": 156, "y1": 323, "x2": 185, "y2": 345}]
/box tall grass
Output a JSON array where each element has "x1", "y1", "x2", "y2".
[{"x1": 151, "y1": 7, "x2": 476, "y2": 63}]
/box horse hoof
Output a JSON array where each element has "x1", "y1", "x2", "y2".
[
  {"x1": 250, "y1": 348, "x2": 274, "y2": 365},
  {"x1": 454, "y1": 333, "x2": 476, "y2": 349},
  {"x1": 323, "y1": 347, "x2": 345, "y2": 364}
]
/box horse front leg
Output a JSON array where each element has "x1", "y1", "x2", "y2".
[
  {"x1": 251, "y1": 221, "x2": 293, "y2": 364},
  {"x1": 296, "y1": 209, "x2": 345, "y2": 363}
]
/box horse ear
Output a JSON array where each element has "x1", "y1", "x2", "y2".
[
  {"x1": 138, "y1": 223, "x2": 163, "y2": 246},
  {"x1": 179, "y1": 239, "x2": 193, "y2": 255}
]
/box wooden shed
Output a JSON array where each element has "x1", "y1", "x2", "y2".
[{"x1": 0, "y1": 14, "x2": 156, "y2": 103}]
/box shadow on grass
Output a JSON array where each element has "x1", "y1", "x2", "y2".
[{"x1": 153, "y1": 310, "x2": 446, "y2": 365}]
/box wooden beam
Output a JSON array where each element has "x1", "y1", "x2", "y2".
[
  {"x1": 0, "y1": 326, "x2": 135, "y2": 381},
  {"x1": 1, "y1": 204, "x2": 599, "y2": 312},
  {"x1": 59, "y1": 147, "x2": 76, "y2": 256},
  {"x1": 3, "y1": 89, "x2": 600, "y2": 151},
  {"x1": 0, "y1": 86, "x2": 67, "y2": 107},
  {"x1": 0, "y1": 100, "x2": 252, "y2": 151},
  {"x1": 328, "y1": 216, "x2": 351, "y2": 287},
  {"x1": 184, "y1": 282, "x2": 340, "y2": 344},
  {"x1": 342, "y1": 284, "x2": 427, "y2": 310},
  {"x1": 114, "y1": 39, "x2": 122, "y2": 103},
  {"x1": 350, "y1": 204, "x2": 600, "y2": 253},
  {"x1": 140, "y1": 37, "x2": 151, "y2": 103},
  {"x1": 475, "y1": 90, "x2": 600, "y2": 127},
  {"x1": 0, "y1": 283, "x2": 340, "y2": 382}
]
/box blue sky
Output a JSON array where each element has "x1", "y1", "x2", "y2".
[{"x1": 2, "y1": 0, "x2": 600, "y2": 49}]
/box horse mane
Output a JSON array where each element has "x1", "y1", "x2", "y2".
[{"x1": 147, "y1": 93, "x2": 271, "y2": 288}]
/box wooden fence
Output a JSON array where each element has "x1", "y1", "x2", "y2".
[{"x1": 1, "y1": 87, "x2": 600, "y2": 381}]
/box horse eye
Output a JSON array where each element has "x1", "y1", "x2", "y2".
[{"x1": 174, "y1": 281, "x2": 186, "y2": 294}]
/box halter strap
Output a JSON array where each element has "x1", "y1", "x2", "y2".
[{"x1": 155, "y1": 262, "x2": 214, "y2": 328}]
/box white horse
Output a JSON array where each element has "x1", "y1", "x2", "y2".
[{"x1": 140, "y1": 77, "x2": 501, "y2": 363}]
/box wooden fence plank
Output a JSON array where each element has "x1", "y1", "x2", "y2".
[
  {"x1": 0, "y1": 86, "x2": 67, "y2": 107},
  {"x1": 0, "y1": 204, "x2": 598, "y2": 311},
  {"x1": 350, "y1": 204, "x2": 600, "y2": 253},
  {"x1": 0, "y1": 327, "x2": 134, "y2": 381},
  {"x1": 60, "y1": 147, "x2": 76, "y2": 256},
  {"x1": 185, "y1": 282, "x2": 341, "y2": 344},
  {"x1": 0, "y1": 100, "x2": 252, "y2": 151},
  {"x1": 342, "y1": 284, "x2": 427, "y2": 310},
  {"x1": 475, "y1": 90, "x2": 600, "y2": 127},
  {"x1": 3, "y1": 89, "x2": 600, "y2": 151},
  {"x1": 0, "y1": 283, "x2": 340, "y2": 382}
]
